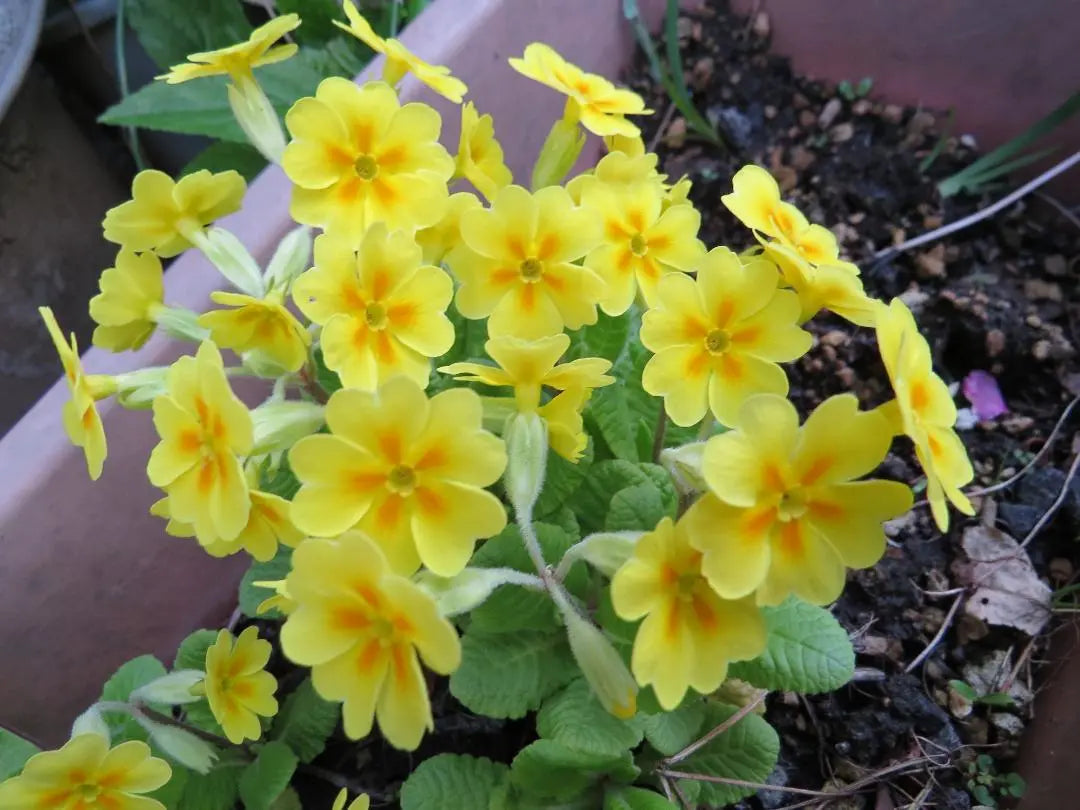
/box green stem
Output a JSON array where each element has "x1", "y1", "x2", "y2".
[{"x1": 651, "y1": 407, "x2": 667, "y2": 462}]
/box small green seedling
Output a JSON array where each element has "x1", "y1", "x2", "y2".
[
  {"x1": 966, "y1": 753, "x2": 1025, "y2": 807},
  {"x1": 949, "y1": 679, "x2": 1016, "y2": 709},
  {"x1": 837, "y1": 77, "x2": 873, "y2": 101}
]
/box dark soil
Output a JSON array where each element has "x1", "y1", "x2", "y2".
[{"x1": 625, "y1": 2, "x2": 1080, "y2": 808}]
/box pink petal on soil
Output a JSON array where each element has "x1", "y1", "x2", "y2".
[{"x1": 962, "y1": 370, "x2": 1008, "y2": 421}]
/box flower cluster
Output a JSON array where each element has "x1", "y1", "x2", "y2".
[{"x1": 24, "y1": 7, "x2": 977, "y2": 798}]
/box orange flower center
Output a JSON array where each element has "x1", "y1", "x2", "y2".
[
  {"x1": 776, "y1": 488, "x2": 808, "y2": 521},
  {"x1": 386, "y1": 464, "x2": 416, "y2": 495},
  {"x1": 519, "y1": 257, "x2": 544, "y2": 282},
  {"x1": 675, "y1": 571, "x2": 700, "y2": 602},
  {"x1": 365, "y1": 301, "x2": 388, "y2": 330},
  {"x1": 704, "y1": 329, "x2": 731, "y2": 354},
  {"x1": 629, "y1": 233, "x2": 648, "y2": 256},
  {"x1": 354, "y1": 154, "x2": 379, "y2": 181}
]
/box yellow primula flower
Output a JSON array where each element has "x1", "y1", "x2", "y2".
[
  {"x1": 640, "y1": 248, "x2": 812, "y2": 427},
  {"x1": 332, "y1": 788, "x2": 370, "y2": 810},
  {"x1": 289, "y1": 377, "x2": 507, "y2": 576},
  {"x1": 683, "y1": 394, "x2": 913, "y2": 606},
  {"x1": 582, "y1": 182, "x2": 706, "y2": 313},
  {"x1": 509, "y1": 43, "x2": 651, "y2": 137},
  {"x1": 440, "y1": 333, "x2": 613, "y2": 462},
  {"x1": 876, "y1": 298, "x2": 974, "y2": 531},
  {"x1": 157, "y1": 14, "x2": 299, "y2": 85},
  {"x1": 102, "y1": 169, "x2": 246, "y2": 257},
  {"x1": 452, "y1": 184, "x2": 603, "y2": 339},
  {"x1": 203, "y1": 627, "x2": 279, "y2": 744},
  {"x1": 440, "y1": 332, "x2": 613, "y2": 410},
  {"x1": 151, "y1": 467, "x2": 303, "y2": 562},
  {"x1": 566, "y1": 148, "x2": 665, "y2": 203},
  {"x1": 198, "y1": 289, "x2": 311, "y2": 373},
  {"x1": 146, "y1": 341, "x2": 253, "y2": 543},
  {"x1": 283, "y1": 78, "x2": 454, "y2": 238},
  {"x1": 89, "y1": 249, "x2": 165, "y2": 351},
  {"x1": 722, "y1": 164, "x2": 840, "y2": 264},
  {"x1": 611, "y1": 515, "x2": 766, "y2": 710},
  {"x1": 280, "y1": 531, "x2": 461, "y2": 749},
  {"x1": 415, "y1": 191, "x2": 482, "y2": 267},
  {"x1": 293, "y1": 226, "x2": 455, "y2": 391},
  {"x1": 455, "y1": 101, "x2": 512, "y2": 200},
  {"x1": 41, "y1": 307, "x2": 116, "y2": 480},
  {"x1": 764, "y1": 245, "x2": 878, "y2": 326},
  {"x1": 335, "y1": 0, "x2": 467, "y2": 102},
  {"x1": 603, "y1": 133, "x2": 646, "y2": 157},
  {"x1": 0, "y1": 735, "x2": 171, "y2": 810}
]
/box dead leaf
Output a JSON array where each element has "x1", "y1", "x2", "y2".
[{"x1": 958, "y1": 525, "x2": 1051, "y2": 636}]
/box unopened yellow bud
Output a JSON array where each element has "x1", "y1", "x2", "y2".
[{"x1": 562, "y1": 608, "x2": 637, "y2": 719}]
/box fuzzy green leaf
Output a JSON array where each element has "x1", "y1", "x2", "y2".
[
  {"x1": 510, "y1": 740, "x2": 637, "y2": 802},
  {"x1": 639, "y1": 700, "x2": 707, "y2": 757},
  {"x1": 470, "y1": 523, "x2": 584, "y2": 633},
  {"x1": 126, "y1": 0, "x2": 252, "y2": 69},
  {"x1": 270, "y1": 678, "x2": 340, "y2": 763},
  {"x1": 399, "y1": 754, "x2": 510, "y2": 810},
  {"x1": 275, "y1": 0, "x2": 347, "y2": 44},
  {"x1": 238, "y1": 741, "x2": 297, "y2": 810},
  {"x1": 586, "y1": 384, "x2": 638, "y2": 461},
  {"x1": 182, "y1": 142, "x2": 267, "y2": 182},
  {"x1": 604, "y1": 786, "x2": 679, "y2": 810},
  {"x1": 179, "y1": 750, "x2": 245, "y2": 810},
  {"x1": 729, "y1": 597, "x2": 855, "y2": 693},
  {"x1": 101, "y1": 655, "x2": 168, "y2": 741},
  {"x1": 537, "y1": 678, "x2": 644, "y2": 756},
  {"x1": 174, "y1": 629, "x2": 218, "y2": 671},
  {"x1": 450, "y1": 629, "x2": 578, "y2": 719},
  {"x1": 566, "y1": 310, "x2": 632, "y2": 363},
  {"x1": 0, "y1": 729, "x2": 39, "y2": 780},
  {"x1": 148, "y1": 764, "x2": 190, "y2": 808},
  {"x1": 605, "y1": 482, "x2": 669, "y2": 532},
  {"x1": 239, "y1": 547, "x2": 293, "y2": 618},
  {"x1": 535, "y1": 441, "x2": 594, "y2": 518},
  {"x1": 676, "y1": 703, "x2": 780, "y2": 807},
  {"x1": 572, "y1": 460, "x2": 674, "y2": 533}
]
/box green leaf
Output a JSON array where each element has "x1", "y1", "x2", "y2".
[
  {"x1": 0, "y1": 728, "x2": 39, "y2": 780},
  {"x1": 276, "y1": 0, "x2": 347, "y2": 44},
  {"x1": 567, "y1": 311, "x2": 632, "y2": 363},
  {"x1": 148, "y1": 764, "x2": 190, "y2": 808},
  {"x1": 182, "y1": 142, "x2": 267, "y2": 182},
  {"x1": 470, "y1": 523, "x2": 584, "y2": 633},
  {"x1": 450, "y1": 629, "x2": 578, "y2": 719},
  {"x1": 270, "y1": 787, "x2": 303, "y2": 810},
  {"x1": 587, "y1": 384, "x2": 638, "y2": 461},
  {"x1": 312, "y1": 346, "x2": 343, "y2": 396},
  {"x1": 511, "y1": 740, "x2": 637, "y2": 802},
  {"x1": 126, "y1": 0, "x2": 252, "y2": 69},
  {"x1": 270, "y1": 677, "x2": 340, "y2": 763},
  {"x1": 257, "y1": 455, "x2": 302, "y2": 501},
  {"x1": 100, "y1": 49, "x2": 344, "y2": 142},
  {"x1": 101, "y1": 655, "x2": 168, "y2": 741},
  {"x1": 676, "y1": 702, "x2": 780, "y2": 807},
  {"x1": 604, "y1": 786, "x2": 679, "y2": 810},
  {"x1": 239, "y1": 546, "x2": 294, "y2": 617},
  {"x1": 175, "y1": 629, "x2": 219, "y2": 671},
  {"x1": 728, "y1": 597, "x2": 855, "y2": 693},
  {"x1": 537, "y1": 678, "x2": 644, "y2": 756},
  {"x1": 639, "y1": 700, "x2": 707, "y2": 757},
  {"x1": 399, "y1": 754, "x2": 510, "y2": 810},
  {"x1": 605, "y1": 481, "x2": 668, "y2": 532},
  {"x1": 238, "y1": 741, "x2": 298, "y2": 810},
  {"x1": 571, "y1": 460, "x2": 673, "y2": 534},
  {"x1": 535, "y1": 441, "x2": 593, "y2": 518},
  {"x1": 179, "y1": 750, "x2": 246, "y2": 810}
]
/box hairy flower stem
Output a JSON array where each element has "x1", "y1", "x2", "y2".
[
  {"x1": 514, "y1": 503, "x2": 577, "y2": 618},
  {"x1": 651, "y1": 407, "x2": 667, "y2": 463},
  {"x1": 97, "y1": 701, "x2": 251, "y2": 755}
]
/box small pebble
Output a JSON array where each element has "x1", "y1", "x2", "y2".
[
  {"x1": 752, "y1": 10, "x2": 771, "y2": 38},
  {"x1": 818, "y1": 97, "x2": 843, "y2": 128},
  {"x1": 882, "y1": 104, "x2": 904, "y2": 124},
  {"x1": 830, "y1": 122, "x2": 855, "y2": 143}
]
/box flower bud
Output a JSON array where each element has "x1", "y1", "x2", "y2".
[
  {"x1": 153, "y1": 306, "x2": 211, "y2": 344},
  {"x1": 264, "y1": 225, "x2": 312, "y2": 289},
  {"x1": 190, "y1": 227, "x2": 265, "y2": 299},
  {"x1": 251, "y1": 400, "x2": 326, "y2": 455},
  {"x1": 414, "y1": 567, "x2": 535, "y2": 617},
  {"x1": 113, "y1": 367, "x2": 170, "y2": 410},
  {"x1": 561, "y1": 607, "x2": 637, "y2": 719},
  {"x1": 504, "y1": 411, "x2": 548, "y2": 517},
  {"x1": 135, "y1": 716, "x2": 218, "y2": 774},
  {"x1": 531, "y1": 117, "x2": 586, "y2": 190},
  {"x1": 660, "y1": 441, "x2": 708, "y2": 495},
  {"x1": 71, "y1": 705, "x2": 110, "y2": 742},
  {"x1": 130, "y1": 670, "x2": 205, "y2": 706},
  {"x1": 227, "y1": 78, "x2": 286, "y2": 165},
  {"x1": 560, "y1": 532, "x2": 641, "y2": 578}
]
